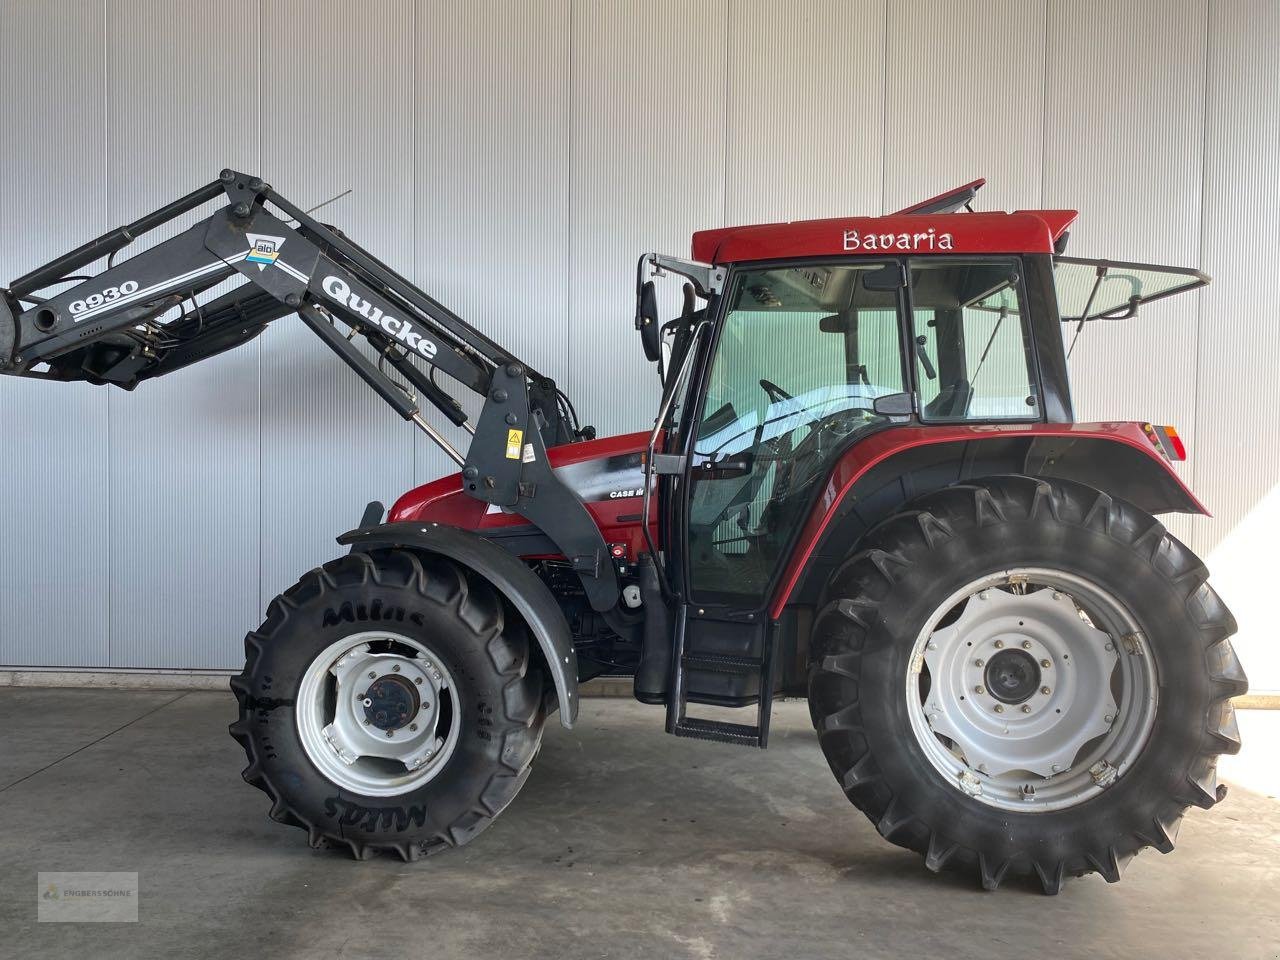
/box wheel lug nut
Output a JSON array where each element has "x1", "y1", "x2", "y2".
[
  {"x1": 1040, "y1": 659, "x2": 1051, "y2": 668},
  {"x1": 1021, "y1": 640, "x2": 1032, "y2": 649},
  {"x1": 410, "y1": 723, "x2": 418, "y2": 731},
  {"x1": 994, "y1": 640, "x2": 1004, "y2": 649},
  {"x1": 1021, "y1": 704, "x2": 1031, "y2": 713},
  {"x1": 994, "y1": 705, "x2": 1004, "y2": 713},
  {"x1": 386, "y1": 730, "x2": 394, "y2": 738},
  {"x1": 975, "y1": 685, "x2": 986, "y2": 695},
  {"x1": 414, "y1": 677, "x2": 423, "y2": 685},
  {"x1": 1041, "y1": 686, "x2": 1051, "y2": 695},
  {"x1": 368, "y1": 672, "x2": 376, "y2": 679},
  {"x1": 975, "y1": 658, "x2": 985, "y2": 667},
  {"x1": 1104, "y1": 714, "x2": 1114, "y2": 723},
  {"x1": 392, "y1": 664, "x2": 401, "y2": 672},
  {"x1": 363, "y1": 719, "x2": 370, "y2": 725}
]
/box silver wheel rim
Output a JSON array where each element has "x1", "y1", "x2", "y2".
[
  {"x1": 905, "y1": 568, "x2": 1158, "y2": 813},
  {"x1": 296, "y1": 630, "x2": 461, "y2": 798}
]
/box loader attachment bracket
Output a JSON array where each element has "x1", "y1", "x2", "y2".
[{"x1": 464, "y1": 362, "x2": 619, "y2": 611}]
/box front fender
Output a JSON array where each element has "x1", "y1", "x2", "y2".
[{"x1": 336, "y1": 520, "x2": 579, "y2": 729}]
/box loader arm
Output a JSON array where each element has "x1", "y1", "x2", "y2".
[{"x1": 0, "y1": 168, "x2": 620, "y2": 611}]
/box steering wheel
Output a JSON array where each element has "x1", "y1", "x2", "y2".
[{"x1": 759, "y1": 378, "x2": 794, "y2": 404}]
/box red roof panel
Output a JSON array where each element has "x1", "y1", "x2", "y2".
[{"x1": 691, "y1": 209, "x2": 1079, "y2": 265}]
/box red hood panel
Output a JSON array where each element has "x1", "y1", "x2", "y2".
[{"x1": 388, "y1": 431, "x2": 655, "y2": 560}]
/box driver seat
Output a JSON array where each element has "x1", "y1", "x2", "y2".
[{"x1": 923, "y1": 378, "x2": 972, "y2": 419}]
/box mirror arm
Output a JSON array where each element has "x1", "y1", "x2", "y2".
[{"x1": 638, "y1": 252, "x2": 726, "y2": 299}]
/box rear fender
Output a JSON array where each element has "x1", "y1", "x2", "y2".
[
  {"x1": 770, "y1": 421, "x2": 1205, "y2": 618},
  {"x1": 336, "y1": 520, "x2": 579, "y2": 729}
]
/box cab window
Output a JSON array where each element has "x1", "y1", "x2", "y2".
[{"x1": 909, "y1": 259, "x2": 1039, "y2": 421}]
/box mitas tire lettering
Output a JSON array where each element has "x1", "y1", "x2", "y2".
[{"x1": 324, "y1": 796, "x2": 428, "y2": 833}]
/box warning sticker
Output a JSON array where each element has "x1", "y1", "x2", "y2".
[
  {"x1": 505, "y1": 428, "x2": 524, "y2": 460},
  {"x1": 522, "y1": 443, "x2": 535, "y2": 463}
]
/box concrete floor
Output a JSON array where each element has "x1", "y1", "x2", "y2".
[{"x1": 0, "y1": 690, "x2": 1276, "y2": 960}]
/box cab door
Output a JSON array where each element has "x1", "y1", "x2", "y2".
[{"x1": 672, "y1": 260, "x2": 910, "y2": 708}]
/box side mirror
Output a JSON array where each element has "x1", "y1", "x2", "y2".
[{"x1": 636, "y1": 280, "x2": 661, "y2": 362}]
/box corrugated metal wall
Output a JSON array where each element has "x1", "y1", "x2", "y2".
[{"x1": 1, "y1": 0, "x2": 1276, "y2": 690}]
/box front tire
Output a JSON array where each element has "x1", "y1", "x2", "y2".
[
  {"x1": 229, "y1": 548, "x2": 546, "y2": 861},
  {"x1": 808, "y1": 476, "x2": 1246, "y2": 893}
]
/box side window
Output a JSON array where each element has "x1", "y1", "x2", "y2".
[
  {"x1": 909, "y1": 260, "x2": 1039, "y2": 421},
  {"x1": 686, "y1": 263, "x2": 906, "y2": 603}
]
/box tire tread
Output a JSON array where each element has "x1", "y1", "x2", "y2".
[
  {"x1": 808, "y1": 475, "x2": 1245, "y2": 893},
  {"x1": 229, "y1": 548, "x2": 545, "y2": 861}
]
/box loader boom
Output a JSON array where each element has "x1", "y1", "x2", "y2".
[{"x1": 0, "y1": 168, "x2": 620, "y2": 611}]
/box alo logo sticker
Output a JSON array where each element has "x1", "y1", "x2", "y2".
[{"x1": 246, "y1": 233, "x2": 286, "y2": 270}]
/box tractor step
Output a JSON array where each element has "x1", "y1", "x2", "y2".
[
  {"x1": 665, "y1": 613, "x2": 775, "y2": 749},
  {"x1": 670, "y1": 717, "x2": 761, "y2": 746},
  {"x1": 680, "y1": 652, "x2": 762, "y2": 674}
]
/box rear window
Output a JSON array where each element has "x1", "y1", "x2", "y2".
[{"x1": 1054, "y1": 257, "x2": 1208, "y2": 322}]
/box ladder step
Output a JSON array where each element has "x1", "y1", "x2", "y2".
[
  {"x1": 672, "y1": 717, "x2": 762, "y2": 746},
  {"x1": 681, "y1": 653, "x2": 762, "y2": 674}
]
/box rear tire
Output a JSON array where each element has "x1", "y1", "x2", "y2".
[
  {"x1": 808, "y1": 476, "x2": 1246, "y2": 892},
  {"x1": 229, "y1": 548, "x2": 546, "y2": 861}
]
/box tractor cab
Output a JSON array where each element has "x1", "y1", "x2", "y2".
[{"x1": 632, "y1": 180, "x2": 1210, "y2": 746}]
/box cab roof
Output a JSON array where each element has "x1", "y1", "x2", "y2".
[{"x1": 690, "y1": 179, "x2": 1077, "y2": 265}]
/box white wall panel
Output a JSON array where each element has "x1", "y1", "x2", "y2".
[
  {"x1": 413, "y1": 0, "x2": 570, "y2": 485},
  {"x1": 568, "y1": 0, "x2": 728, "y2": 438},
  {"x1": 259, "y1": 0, "x2": 417, "y2": 603},
  {"x1": 883, "y1": 0, "x2": 1046, "y2": 214},
  {"x1": 726, "y1": 0, "x2": 885, "y2": 224},
  {"x1": 1042, "y1": 0, "x2": 1206, "y2": 542},
  {"x1": 0, "y1": 0, "x2": 110, "y2": 666},
  {"x1": 104, "y1": 0, "x2": 261, "y2": 667},
  {"x1": 0, "y1": 0, "x2": 1275, "y2": 691},
  {"x1": 1193, "y1": 0, "x2": 1280, "y2": 691}
]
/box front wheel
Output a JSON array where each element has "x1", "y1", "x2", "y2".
[
  {"x1": 808, "y1": 476, "x2": 1247, "y2": 893},
  {"x1": 229, "y1": 548, "x2": 546, "y2": 860}
]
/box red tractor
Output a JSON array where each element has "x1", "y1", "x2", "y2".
[{"x1": 0, "y1": 174, "x2": 1245, "y2": 893}]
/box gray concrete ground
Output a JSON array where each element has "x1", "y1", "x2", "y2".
[{"x1": 0, "y1": 689, "x2": 1276, "y2": 960}]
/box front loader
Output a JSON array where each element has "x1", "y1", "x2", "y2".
[{"x1": 0, "y1": 172, "x2": 1246, "y2": 893}]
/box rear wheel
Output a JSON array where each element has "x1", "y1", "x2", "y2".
[
  {"x1": 229, "y1": 548, "x2": 546, "y2": 860},
  {"x1": 808, "y1": 476, "x2": 1246, "y2": 892}
]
